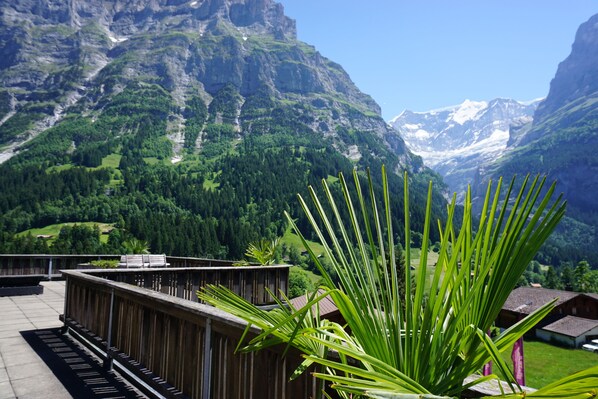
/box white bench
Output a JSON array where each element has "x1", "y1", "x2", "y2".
[{"x1": 118, "y1": 254, "x2": 169, "y2": 268}]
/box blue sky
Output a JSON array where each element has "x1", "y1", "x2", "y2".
[{"x1": 278, "y1": 1, "x2": 597, "y2": 119}]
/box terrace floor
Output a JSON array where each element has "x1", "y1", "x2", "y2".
[{"x1": 0, "y1": 281, "x2": 147, "y2": 399}]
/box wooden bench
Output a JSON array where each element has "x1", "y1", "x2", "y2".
[
  {"x1": 0, "y1": 275, "x2": 45, "y2": 296},
  {"x1": 118, "y1": 254, "x2": 170, "y2": 268}
]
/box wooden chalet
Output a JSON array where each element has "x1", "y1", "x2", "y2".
[
  {"x1": 537, "y1": 315, "x2": 598, "y2": 347},
  {"x1": 497, "y1": 286, "x2": 598, "y2": 345}
]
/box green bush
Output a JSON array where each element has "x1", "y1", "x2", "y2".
[{"x1": 90, "y1": 259, "x2": 119, "y2": 269}]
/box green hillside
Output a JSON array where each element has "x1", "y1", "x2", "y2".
[{"x1": 0, "y1": 0, "x2": 446, "y2": 259}]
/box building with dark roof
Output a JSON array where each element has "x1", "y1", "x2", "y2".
[
  {"x1": 497, "y1": 287, "x2": 598, "y2": 346},
  {"x1": 537, "y1": 316, "x2": 598, "y2": 347}
]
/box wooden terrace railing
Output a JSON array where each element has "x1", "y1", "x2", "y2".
[
  {"x1": 86, "y1": 266, "x2": 289, "y2": 306},
  {"x1": 0, "y1": 254, "x2": 118, "y2": 278},
  {"x1": 0, "y1": 254, "x2": 255, "y2": 279},
  {"x1": 61, "y1": 268, "x2": 318, "y2": 399}
]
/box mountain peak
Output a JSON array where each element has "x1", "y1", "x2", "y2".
[
  {"x1": 534, "y1": 13, "x2": 598, "y2": 122},
  {"x1": 3, "y1": 0, "x2": 297, "y2": 40},
  {"x1": 0, "y1": 0, "x2": 419, "y2": 172},
  {"x1": 450, "y1": 99, "x2": 488, "y2": 125},
  {"x1": 389, "y1": 97, "x2": 538, "y2": 201}
]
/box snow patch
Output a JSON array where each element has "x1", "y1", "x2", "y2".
[
  {"x1": 190, "y1": 1, "x2": 198, "y2": 5},
  {"x1": 450, "y1": 99, "x2": 488, "y2": 125},
  {"x1": 108, "y1": 34, "x2": 128, "y2": 43},
  {"x1": 388, "y1": 110, "x2": 408, "y2": 124},
  {"x1": 414, "y1": 129, "x2": 431, "y2": 139},
  {"x1": 403, "y1": 123, "x2": 419, "y2": 130},
  {"x1": 410, "y1": 128, "x2": 509, "y2": 169}
]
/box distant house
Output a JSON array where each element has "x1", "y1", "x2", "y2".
[
  {"x1": 497, "y1": 286, "x2": 598, "y2": 346},
  {"x1": 537, "y1": 316, "x2": 598, "y2": 348}
]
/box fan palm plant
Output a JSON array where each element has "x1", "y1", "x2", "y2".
[
  {"x1": 122, "y1": 237, "x2": 150, "y2": 254},
  {"x1": 199, "y1": 167, "x2": 598, "y2": 398},
  {"x1": 245, "y1": 238, "x2": 280, "y2": 265}
]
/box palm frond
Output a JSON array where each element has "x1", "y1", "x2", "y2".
[{"x1": 198, "y1": 166, "x2": 580, "y2": 398}]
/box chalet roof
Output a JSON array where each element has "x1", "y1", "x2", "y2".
[
  {"x1": 289, "y1": 289, "x2": 339, "y2": 317},
  {"x1": 583, "y1": 293, "x2": 598, "y2": 301},
  {"x1": 540, "y1": 316, "x2": 598, "y2": 338},
  {"x1": 502, "y1": 287, "x2": 578, "y2": 315}
]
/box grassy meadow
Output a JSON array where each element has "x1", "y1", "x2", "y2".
[
  {"x1": 500, "y1": 340, "x2": 598, "y2": 388},
  {"x1": 17, "y1": 222, "x2": 114, "y2": 244}
]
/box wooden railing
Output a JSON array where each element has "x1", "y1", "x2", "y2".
[
  {"x1": 86, "y1": 266, "x2": 289, "y2": 306},
  {"x1": 62, "y1": 269, "x2": 318, "y2": 399},
  {"x1": 0, "y1": 254, "x2": 252, "y2": 279},
  {"x1": 165, "y1": 256, "x2": 247, "y2": 268},
  {"x1": 0, "y1": 254, "x2": 119, "y2": 278}
]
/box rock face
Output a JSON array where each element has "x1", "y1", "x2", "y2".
[
  {"x1": 533, "y1": 13, "x2": 598, "y2": 123},
  {"x1": 2, "y1": 0, "x2": 296, "y2": 38},
  {"x1": 480, "y1": 13, "x2": 598, "y2": 210},
  {"x1": 389, "y1": 98, "x2": 539, "y2": 200},
  {"x1": 0, "y1": 0, "x2": 415, "y2": 170},
  {"x1": 472, "y1": 13, "x2": 598, "y2": 261}
]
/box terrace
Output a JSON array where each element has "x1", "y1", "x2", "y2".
[
  {"x1": 0, "y1": 280, "x2": 149, "y2": 398},
  {"x1": 0, "y1": 254, "x2": 317, "y2": 399},
  {"x1": 1, "y1": 254, "x2": 534, "y2": 398}
]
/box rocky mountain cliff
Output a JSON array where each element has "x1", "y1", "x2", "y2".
[
  {"x1": 475, "y1": 13, "x2": 598, "y2": 264},
  {"x1": 0, "y1": 0, "x2": 443, "y2": 259},
  {"x1": 0, "y1": 0, "x2": 413, "y2": 168},
  {"x1": 389, "y1": 98, "x2": 539, "y2": 200},
  {"x1": 532, "y1": 13, "x2": 598, "y2": 125}
]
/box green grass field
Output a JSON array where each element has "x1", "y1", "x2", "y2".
[
  {"x1": 410, "y1": 248, "x2": 440, "y2": 291},
  {"x1": 143, "y1": 157, "x2": 168, "y2": 165},
  {"x1": 499, "y1": 340, "x2": 598, "y2": 388},
  {"x1": 203, "y1": 171, "x2": 221, "y2": 191},
  {"x1": 409, "y1": 248, "x2": 439, "y2": 268},
  {"x1": 98, "y1": 153, "x2": 121, "y2": 169},
  {"x1": 47, "y1": 163, "x2": 74, "y2": 172},
  {"x1": 281, "y1": 226, "x2": 326, "y2": 257},
  {"x1": 203, "y1": 178, "x2": 220, "y2": 191},
  {"x1": 46, "y1": 153, "x2": 122, "y2": 174},
  {"x1": 325, "y1": 174, "x2": 339, "y2": 184},
  {"x1": 17, "y1": 222, "x2": 113, "y2": 244}
]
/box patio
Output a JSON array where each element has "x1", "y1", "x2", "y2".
[{"x1": 0, "y1": 281, "x2": 146, "y2": 398}]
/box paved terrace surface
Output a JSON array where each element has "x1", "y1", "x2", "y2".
[{"x1": 0, "y1": 281, "x2": 147, "y2": 399}]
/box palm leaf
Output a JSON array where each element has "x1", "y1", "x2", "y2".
[{"x1": 199, "y1": 166, "x2": 579, "y2": 398}]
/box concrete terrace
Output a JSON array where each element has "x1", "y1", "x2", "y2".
[{"x1": 0, "y1": 281, "x2": 146, "y2": 399}]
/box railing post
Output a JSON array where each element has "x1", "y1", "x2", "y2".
[
  {"x1": 104, "y1": 288, "x2": 115, "y2": 370},
  {"x1": 202, "y1": 318, "x2": 212, "y2": 399},
  {"x1": 48, "y1": 257, "x2": 53, "y2": 281},
  {"x1": 61, "y1": 275, "x2": 69, "y2": 335}
]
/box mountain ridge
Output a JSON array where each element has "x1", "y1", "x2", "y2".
[
  {"x1": 1, "y1": 0, "x2": 414, "y2": 168},
  {"x1": 0, "y1": 0, "x2": 445, "y2": 259},
  {"x1": 389, "y1": 97, "x2": 540, "y2": 200},
  {"x1": 470, "y1": 13, "x2": 598, "y2": 264}
]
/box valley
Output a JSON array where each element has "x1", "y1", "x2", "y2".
[{"x1": 1, "y1": 2, "x2": 598, "y2": 398}]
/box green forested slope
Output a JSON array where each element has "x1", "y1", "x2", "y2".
[{"x1": 0, "y1": 0, "x2": 443, "y2": 258}]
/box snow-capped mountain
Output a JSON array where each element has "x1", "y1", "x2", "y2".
[{"x1": 389, "y1": 98, "x2": 541, "y2": 200}]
